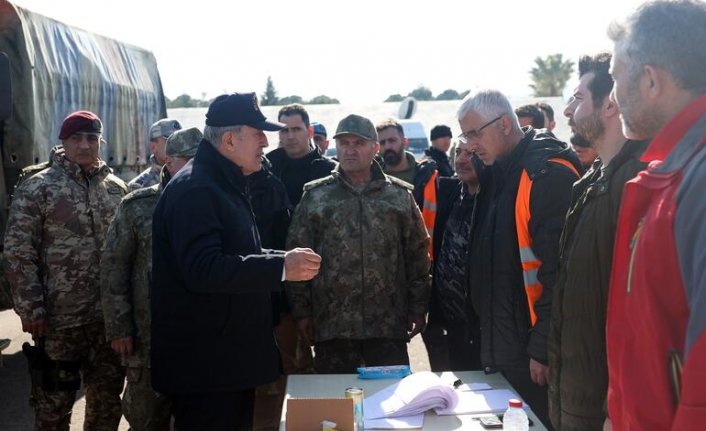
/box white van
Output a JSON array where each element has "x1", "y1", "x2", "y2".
[{"x1": 398, "y1": 119, "x2": 430, "y2": 160}]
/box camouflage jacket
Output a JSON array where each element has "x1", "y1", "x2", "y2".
[
  {"x1": 127, "y1": 155, "x2": 160, "y2": 191},
  {"x1": 101, "y1": 183, "x2": 161, "y2": 367},
  {"x1": 286, "y1": 162, "x2": 431, "y2": 342},
  {"x1": 3, "y1": 147, "x2": 127, "y2": 330}
]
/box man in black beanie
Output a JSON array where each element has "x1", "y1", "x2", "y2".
[{"x1": 426, "y1": 125, "x2": 455, "y2": 177}]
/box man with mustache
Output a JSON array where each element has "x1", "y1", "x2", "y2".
[
  {"x1": 4, "y1": 110, "x2": 128, "y2": 430},
  {"x1": 570, "y1": 135, "x2": 599, "y2": 170},
  {"x1": 426, "y1": 139, "x2": 483, "y2": 372},
  {"x1": 287, "y1": 114, "x2": 431, "y2": 374},
  {"x1": 547, "y1": 52, "x2": 647, "y2": 431}
]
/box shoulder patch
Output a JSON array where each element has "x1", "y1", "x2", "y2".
[
  {"x1": 123, "y1": 185, "x2": 159, "y2": 203},
  {"x1": 387, "y1": 175, "x2": 415, "y2": 191},
  {"x1": 303, "y1": 175, "x2": 336, "y2": 191}
]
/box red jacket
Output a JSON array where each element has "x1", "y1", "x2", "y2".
[{"x1": 607, "y1": 94, "x2": 706, "y2": 430}]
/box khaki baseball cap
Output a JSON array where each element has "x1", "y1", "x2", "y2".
[{"x1": 333, "y1": 114, "x2": 378, "y2": 141}]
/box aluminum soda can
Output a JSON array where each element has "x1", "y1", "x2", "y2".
[{"x1": 345, "y1": 387, "x2": 365, "y2": 431}]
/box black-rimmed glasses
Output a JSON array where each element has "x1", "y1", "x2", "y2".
[{"x1": 459, "y1": 115, "x2": 503, "y2": 142}]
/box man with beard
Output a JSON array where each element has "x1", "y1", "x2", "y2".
[
  {"x1": 547, "y1": 52, "x2": 648, "y2": 431},
  {"x1": 570, "y1": 135, "x2": 599, "y2": 170},
  {"x1": 458, "y1": 90, "x2": 581, "y2": 427},
  {"x1": 376, "y1": 119, "x2": 438, "y2": 209},
  {"x1": 605, "y1": 1, "x2": 706, "y2": 429}
]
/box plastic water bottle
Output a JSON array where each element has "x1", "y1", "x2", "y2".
[{"x1": 503, "y1": 398, "x2": 529, "y2": 431}]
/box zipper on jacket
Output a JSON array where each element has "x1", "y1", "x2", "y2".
[{"x1": 626, "y1": 217, "x2": 645, "y2": 294}]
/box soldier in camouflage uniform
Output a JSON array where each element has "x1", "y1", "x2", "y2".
[
  {"x1": 101, "y1": 127, "x2": 201, "y2": 430},
  {"x1": 3, "y1": 111, "x2": 128, "y2": 431},
  {"x1": 127, "y1": 118, "x2": 182, "y2": 191},
  {"x1": 287, "y1": 114, "x2": 431, "y2": 373}
]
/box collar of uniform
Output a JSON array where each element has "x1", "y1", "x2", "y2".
[
  {"x1": 641, "y1": 93, "x2": 706, "y2": 163},
  {"x1": 333, "y1": 160, "x2": 387, "y2": 192},
  {"x1": 54, "y1": 146, "x2": 108, "y2": 183}
]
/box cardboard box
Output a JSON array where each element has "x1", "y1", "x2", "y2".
[{"x1": 286, "y1": 398, "x2": 354, "y2": 431}]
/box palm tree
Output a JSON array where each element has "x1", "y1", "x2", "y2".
[{"x1": 529, "y1": 54, "x2": 575, "y2": 97}]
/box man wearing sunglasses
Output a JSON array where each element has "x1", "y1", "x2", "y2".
[{"x1": 457, "y1": 90, "x2": 581, "y2": 427}]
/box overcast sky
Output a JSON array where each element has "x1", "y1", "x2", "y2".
[{"x1": 11, "y1": 0, "x2": 649, "y2": 104}]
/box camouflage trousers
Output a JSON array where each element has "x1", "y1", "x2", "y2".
[
  {"x1": 123, "y1": 367, "x2": 172, "y2": 431},
  {"x1": 32, "y1": 323, "x2": 124, "y2": 431},
  {"x1": 313, "y1": 338, "x2": 409, "y2": 374}
]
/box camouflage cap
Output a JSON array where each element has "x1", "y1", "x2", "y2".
[
  {"x1": 333, "y1": 114, "x2": 377, "y2": 141},
  {"x1": 166, "y1": 127, "x2": 202, "y2": 158},
  {"x1": 150, "y1": 118, "x2": 182, "y2": 140}
]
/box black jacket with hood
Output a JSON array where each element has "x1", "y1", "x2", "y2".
[{"x1": 469, "y1": 128, "x2": 581, "y2": 371}]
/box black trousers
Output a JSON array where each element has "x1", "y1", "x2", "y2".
[{"x1": 171, "y1": 388, "x2": 255, "y2": 431}]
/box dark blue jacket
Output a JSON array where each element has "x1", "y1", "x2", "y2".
[{"x1": 151, "y1": 139, "x2": 285, "y2": 393}]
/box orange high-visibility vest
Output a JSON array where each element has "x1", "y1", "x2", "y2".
[
  {"x1": 515, "y1": 158, "x2": 579, "y2": 326},
  {"x1": 422, "y1": 170, "x2": 438, "y2": 259}
]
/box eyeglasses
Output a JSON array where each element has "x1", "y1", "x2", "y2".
[{"x1": 459, "y1": 115, "x2": 503, "y2": 142}]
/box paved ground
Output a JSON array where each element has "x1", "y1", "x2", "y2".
[{"x1": 0, "y1": 309, "x2": 429, "y2": 430}]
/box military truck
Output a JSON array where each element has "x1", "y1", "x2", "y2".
[{"x1": 0, "y1": 0, "x2": 167, "y2": 239}]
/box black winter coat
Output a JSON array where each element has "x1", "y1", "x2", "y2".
[
  {"x1": 547, "y1": 140, "x2": 647, "y2": 431},
  {"x1": 470, "y1": 128, "x2": 581, "y2": 371},
  {"x1": 266, "y1": 147, "x2": 336, "y2": 206},
  {"x1": 151, "y1": 140, "x2": 285, "y2": 393}
]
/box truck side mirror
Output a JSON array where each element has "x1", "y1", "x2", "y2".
[{"x1": 0, "y1": 52, "x2": 11, "y2": 121}]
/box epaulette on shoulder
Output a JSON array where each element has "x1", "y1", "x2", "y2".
[
  {"x1": 303, "y1": 175, "x2": 336, "y2": 192},
  {"x1": 123, "y1": 185, "x2": 159, "y2": 203},
  {"x1": 15, "y1": 162, "x2": 51, "y2": 189},
  {"x1": 387, "y1": 175, "x2": 415, "y2": 191}
]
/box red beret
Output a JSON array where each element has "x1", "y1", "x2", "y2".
[{"x1": 59, "y1": 111, "x2": 103, "y2": 140}]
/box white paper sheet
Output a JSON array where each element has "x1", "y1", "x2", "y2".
[
  {"x1": 364, "y1": 414, "x2": 424, "y2": 429},
  {"x1": 435, "y1": 388, "x2": 522, "y2": 415},
  {"x1": 363, "y1": 372, "x2": 458, "y2": 419},
  {"x1": 456, "y1": 382, "x2": 492, "y2": 391}
]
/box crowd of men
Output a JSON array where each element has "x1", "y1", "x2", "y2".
[{"x1": 1, "y1": 1, "x2": 705, "y2": 430}]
